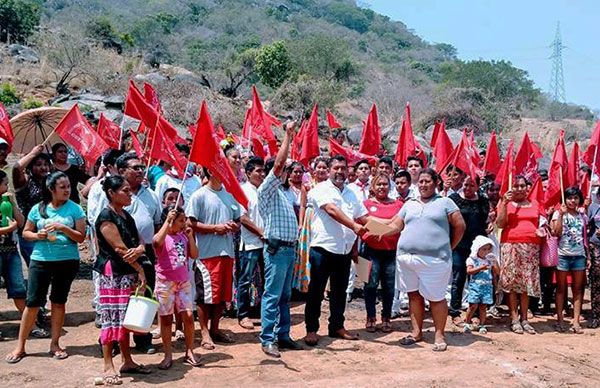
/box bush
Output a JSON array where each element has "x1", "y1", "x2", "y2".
[
  {"x1": 0, "y1": 82, "x2": 19, "y2": 105},
  {"x1": 0, "y1": 0, "x2": 41, "y2": 43},
  {"x1": 22, "y1": 97, "x2": 43, "y2": 109},
  {"x1": 255, "y1": 41, "x2": 292, "y2": 88},
  {"x1": 326, "y1": 2, "x2": 371, "y2": 33}
]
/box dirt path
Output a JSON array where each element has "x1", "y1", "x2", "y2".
[{"x1": 1, "y1": 276, "x2": 599, "y2": 387}]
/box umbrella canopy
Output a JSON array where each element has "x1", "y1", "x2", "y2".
[{"x1": 9, "y1": 107, "x2": 69, "y2": 154}]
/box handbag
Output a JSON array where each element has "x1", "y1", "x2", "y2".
[{"x1": 540, "y1": 224, "x2": 558, "y2": 267}]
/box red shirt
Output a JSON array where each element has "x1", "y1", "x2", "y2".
[
  {"x1": 500, "y1": 201, "x2": 542, "y2": 244},
  {"x1": 362, "y1": 199, "x2": 404, "y2": 251}
]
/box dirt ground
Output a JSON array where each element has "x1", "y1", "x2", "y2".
[{"x1": 1, "y1": 266, "x2": 599, "y2": 388}]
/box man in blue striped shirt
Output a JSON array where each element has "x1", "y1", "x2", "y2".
[{"x1": 257, "y1": 121, "x2": 302, "y2": 358}]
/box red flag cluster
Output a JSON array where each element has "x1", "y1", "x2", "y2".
[
  {"x1": 243, "y1": 86, "x2": 281, "y2": 157},
  {"x1": 0, "y1": 103, "x2": 14, "y2": 150}
]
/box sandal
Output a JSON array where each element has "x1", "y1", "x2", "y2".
[
  {"x1": 432, "y1": 342, "x2": 448, "y2": 352},
  {"x1": 365, "y1": 318, "x2": 377, "y2": 333},
  {"x1": 381, "y1": 319, "x2": 392, "y2": 333},
  {"x1": 5, "y1": 351, "x2": 26, "y2": 364},
  {"x1": 31, "y1": 327, "x2": 50, "y2": 338},
  {"x1": 120, "y1": 364, "x2": 152, "y2": 375},
  {"x1": 48, "y1": 349, "x2": 69, "y2": 360},
  {"x1": 463, "y1": 324, "x2": 473, "y2": 333},
  {"x1": 174, "y1": 330, "x2": 185, "y2": 341},
  {"x1": 399, "y1": 335, "x2": 422, "y2": 346},
  {"x1": 570, "y1": 325, "x2": 584, "y2": 334},
  {"x1": 100, "y1": 374, "x2": 123, "y2": 386},
  {"x1": 157, "y1": 359, "x2": 173, "y2": 370},
  {"x1": 521, "y1": 320, "x2": 536, "y2": 334},
  {"x1": 478, "y1": 326, "x2": 488, "y2": 334},
  {"x1": 511, "y1": 320, "x2": 524, "y2": 334},
  {"x1": 200, "y1": 340, "x2": 215, "y2": 350},
  {"x1": 184, "y1": 354, "x2": 202, "y2": 367}
]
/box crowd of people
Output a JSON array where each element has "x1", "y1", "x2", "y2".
[{"x1": 0, "y1": 121, "x2": 599, "y2": 385}]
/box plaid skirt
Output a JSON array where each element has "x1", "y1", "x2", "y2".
[{"x1": 98, "y1": 272, "x2": 137, "y2": 345}]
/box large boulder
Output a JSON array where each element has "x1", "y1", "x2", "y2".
[
  {"x1": 8, "y1": 44, "x2": 39, "y2": 63},
  {"x1": 134, "y1": 72, "x2": 168, "y2": 85}
]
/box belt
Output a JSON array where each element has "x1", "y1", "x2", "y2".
[{"x1": 269, "y1": 238, "x2": 296, "y2": 247}]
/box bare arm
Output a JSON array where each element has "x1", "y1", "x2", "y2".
[
  {"x1": 496, "y1": 191, "x2": 512, "y2": 229},
  {"x1": 240, "y1": 214, "x2": 264, "y2": 239},
  {"x1": 188, "y1": 216, "x2": 231, "y2": 235},
  {"x1": 153, "y1": 209, "x2": 176, "y2": 248},
  {"x1": 550, "y1": 205, "x2": 567, "y2": 237},
  {"x1": 23, "y1": 220, "x2": 46, "y2": 241},
  {"x1": 186, "y1": 226, "x2": 199, "y2": 259},
  {"x1": 273, "y1": 121, "x2": 296, "y2": 177},
  {"x1": 322, "y1": 203, "x2": 365, "y2": 236},
  {"x1": 448, "y1": 211, "x2": 466, "y2": 250},
  {"x1": 13, "y1": 145, "x2": 44, "y2": 190},
  {"x1": 51, "y1": 217, "x2": 86, "y2": 243},
  {"x1": 99, "y1": 221, "x2": 144, "y2": 272}
]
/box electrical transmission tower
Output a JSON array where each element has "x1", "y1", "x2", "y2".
[{"x1": 549, "y1": 22, "x2": 566, "y2": 103}]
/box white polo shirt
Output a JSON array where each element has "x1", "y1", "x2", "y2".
[
  {"x1": 347, "y1": 180, "x2": 370, "y2": 202},
  {"x1": 240, "y1": 181, "x2": 264, "y2": 251},
  {"x1": 309, "y1": 179, "x2": 368, "y2": 255}
]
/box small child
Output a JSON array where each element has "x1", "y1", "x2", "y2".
[
  {"x1": 464, "y1": 235, "x2": 500, "y2": 334},
  {"x1": 153, "y1": 205, "x2": 200, "y2": 369}
]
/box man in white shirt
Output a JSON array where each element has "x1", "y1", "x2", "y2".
[
  {"x1": 347, "y1": 159, "x2": 371, "y2": 202},
  {"x1": 304, "y1": 155, "x2": 368, "y2": 346},
  {"x1": 237, "y1": 157, "x2": 266, "y2": 330},
  {"x1": 406, "y1": 156, "x2": 423, "y2": 197},
  {"x1": 155, "y1": 166, "x2": 203, "y2": 205},
  {"x1": 116, "y1": 152, "x2": 162, "y2": 354}
]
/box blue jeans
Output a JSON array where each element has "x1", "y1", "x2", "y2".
[
  {"x1": 449, "y1": 250, "x2": 468, "y2": 318},
  {"x1": 305, "y1": 247, "x2": 351, "y2": 334},
  {"x1": 0, "y1": 250, "x2": 27, "y2": 299},
  {"x1": 363, "y1": 246, "x2": 396, "y2": 319},
  {"x1": 260, "y1": 245, "x2": 295, "y2": 345},
  {"x1": 236, "y1": 248, "x2": 262, "y2": 319}
]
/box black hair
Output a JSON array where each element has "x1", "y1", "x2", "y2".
[
  {"x1": 378, "y1": 156, "x2": 394, "y2": 168},
  {"x1": 538, "y1": 169, "x2": 548, "y2": 181},
  {"x1": 160, "y1": 204, "x2": 185, "y2": 224},
  {"x1": 354, "y1": 158, "x2": 370, "y2": 169},
  {"x1": 38, "y1": 171, "x2": 70, "y2": 218},
  {"x1": 419, "y1": 168, "x2": 440, "y2": 184},
  {"x1": 579, "y1": 165, "x2": 592, "y2": 177},
  {"x1": 51, "y1": 142, "x2": 67, "y2": 156},
  {"x1": 394, "y1": 170, "x2": 411, "y2": 183},
  {"x1": 445, "y1": 164, "x2": 464, "y2": 175},
  {"x1": 264, "y1": 158, "x2": 275, "y2": 176},
  {"x1": 102, "y1": 175, "x2": 127, "y2": 202},
  {"x1": 466, "y1": 174, "x2": 481, "y2": 186},
  {"x1": 564, "y1": 186, "x2": 584, "y2": 204},
  {"x1": 26, "y1": 153, "x2": 51, "y2": 175},
  {"x1": 312, "y1": 156, "x2": 330, "y2": 169},
  {"x1": 115, "y1": 152, "x2": 140, "y2": 170},
  {"x1": 406, "y1": 156, "x2": 423, "y2": 168},
  {"x1": 245, "y1": 156, "x2": 265, "y2": 175},
  {"x1": 332, "y1": 129, "x2": 346, "y2": 139},
  {"x1": 0, "y1": 170, "x2": 7, "y2": 183},
  {"x1": 328, "y1": 154, "x2": 347, "y2": 168},
  {"x1": 283, "y1": 161, "x2": 304, "y2": 189},
  {"x1": 175, "y1": 143, "x2": 190, "y2": 155},
  {"x1": 162, "y1": 187, "x2": 180, "y2": 201},
  {"x1": 102, "y1": 149, "x2": 125, "y2": 168},
  {"x1": 223, "y1": 143, "x2": 237, "y2": 156},
  {"x1": 513, "y1": 174, "x2": 530, "y2": 186}
]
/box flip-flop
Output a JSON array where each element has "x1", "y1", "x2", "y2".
[
  {"x1": 120, "y1": 364, "x2": 152, "y2": 375},
  {"x1": 5, "y1": 352, "x2": 26, "y2": 364},
  {"x1": 570, "y1": 325, "x2": 584, "y2": 334},
  {"x1": 184, "y1": 354, "x2": 202, "y2": 367},
  {"x1": 48, "y1": 349, "x2": 69, "y2": 360},
  {"x1": 200, "y1": 340, "x2": 215, "y2": 350},
  {"x1": 432, "y1": 342, "x2": 448, "y2": 352},
  {"x1": 31, "y1": 327, "x2": 50, "y2": 338},
  {"x1": 399, "y1": 335, "x2": 423, "y2": 346},
  {"x1": 157, "y1": 360, "x2": 173, "y2": 370},
  {"x1": 100, "y1": 374, "x2": 123, "y2": 386}
]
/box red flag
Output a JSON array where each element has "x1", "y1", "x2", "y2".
[
  {"x1": 495, "y1": 140, "x2": 515, "y2": 195},
  {"x1": 359, "y1": 104, "x2": 381, "y2": 156},
  {"x1": 96, "y1": 113, "x2": 121, "y2": 149},
  {"x1": 583, "y1": 121, "x2": 600, "y2": 173},
  {"x1": 216, "y1": 124, "x2": 226, "y2": 141},
  {"x1": 190, "y1": 101, "x2": 248, "y2": 209},
  {"x1": 150, "y1": 124, "x2": 187, "y2": 176},
  {"x1": 432, "y1": 121, "x2": 453, "y2": 172},
  {"x1": 545, "y1": 131, "x2": 568, "y2": 208},
  {"x1": 188, "y1": 124, "x2": 196, "y2": 139},
  {"x1": 54, "y1": 105, "x2": 109, "y2": 167},
  {"x1": 242, "y1": 86, "x2": 279, "y2": 146},
  {"x1": 482, "y1": 131, "x2": 501, "y2": 176},
  {"x1": 566, "y1": 142, "x2": 580, "y2": 188},
  {"x1": 528, "y1": 176, "x2": 546, "y2": 213},
  {"x1": 326, "y1": 110, "x2": 342, "y2": 129},
  {"x1": 143, "y1": 82, "x2": 162, "y2": 113},
  {"x1": 395, "y1": 103, "x2": 416, "y2": 167},
  {"x1": 468, "y1": 131, "x2": 481, "y2": 166},
  {"x1": 581, "y1": 171, "x2": 591, "y2": 198},
  {"x1": 329, "y1": 138, "x2": 377, "y2": 166},
  {"x1": 0, "y1": 103, "x2": 14, "y2": 150},
  {"x1": 299, "y1": 104, "x2": 320, "y2": 167},
  {"x1": 124, "y1": 80, "x2": 160, "y2": 127},
  {"x1": 440, "y1": 129, "x2": 478, "y2": 180},
  {"x1": 251, "y1": 137, "x2": 267, "y2": 159},
  {"x1": 129, "y1": 129, "x2": 144, "y2": 158},
  {"x1": 291, "y1": 120, "x2": 306, "y2": 161},
  {"x1": 514, "y1": 132, "x2": 539, "y2": 180},
  {"x1": 430, "y1": 121, "x2": 442, "y2": 148}
]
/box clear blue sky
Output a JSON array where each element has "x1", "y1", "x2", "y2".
[{"x1": 367, "y1": 0, "x2": 600, "y2": 111}]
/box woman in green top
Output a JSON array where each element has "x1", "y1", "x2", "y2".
[{"x1": 5, "y1": 171, "x2": 86, "y2": 364}]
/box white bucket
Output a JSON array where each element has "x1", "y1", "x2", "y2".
[{"x1": 123, "y1": 286, "x2": 159, "y2": 333}]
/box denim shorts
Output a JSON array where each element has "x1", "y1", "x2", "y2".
[
  {"x1": 557, "y1": 255, "x2": 586, "y2": 272},
  {"x1": 0, "y1": 250, "x2": 27, "y2": 299}
]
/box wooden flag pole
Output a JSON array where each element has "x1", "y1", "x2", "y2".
[
  {"x1": 559, "y1": 166, "x2": 565, "y2": 204},
  {"x1": 174, "y1": 161, "x2": 190, "y2": 207},
  {"x1": 508, "y1": 171, "x2": 512, "y2": 191},
  {"x1": 590, "y1": 145, "x2": 599, "y2": 198}
]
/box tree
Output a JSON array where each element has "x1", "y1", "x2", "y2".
[
  {"x1": 219, "y1": 48, "x2": 258, "y2": 98},
  {"x1": 255, "y1": 41, "x2": 292, "y2": 88},
  {"x1": 0, "y1": 0, "x2": 40, "y2": 43},
  {"x1": 289, "y1": 34, "x2": 358, "y2": 82},
  {"x1": 85, "y1": 17, "x2": 122, "y2": 53}
]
